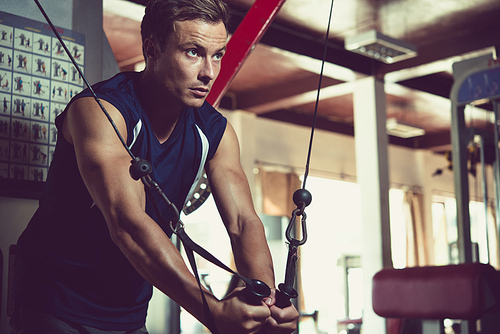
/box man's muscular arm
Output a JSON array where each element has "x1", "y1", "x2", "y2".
[
  {"x1": 206, "y1": 122, "x2": 299, "y2": 333},
  {"x1": 63, "y1": 97, "x2": 270, "y2": 333},
  {"x1": 206, "y1": 123, "x2": 274, "y2": 286}
]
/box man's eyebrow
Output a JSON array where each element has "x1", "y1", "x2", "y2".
[
  {"x1": 180, "y1": 42, "x2": 227, "y2": 53},
  {"x1": 179, "y1": 41, "x2": 200, "y2": 48}
]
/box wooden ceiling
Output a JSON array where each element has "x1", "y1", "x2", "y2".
[{"x1": 104, "y1": 0, "x2": 500, "y2": 151}]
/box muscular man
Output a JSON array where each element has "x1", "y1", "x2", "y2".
[{"x1": 14, "y1": 0, "x2": 299, "y2": 333}]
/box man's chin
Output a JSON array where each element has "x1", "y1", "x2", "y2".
[{"x1": 185, "y1": 97, "x2": 207, "y2": 109}]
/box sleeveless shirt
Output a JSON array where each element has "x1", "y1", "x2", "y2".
[{"x1": 15, "y1": 71, "x2": 227, "y2": 330}]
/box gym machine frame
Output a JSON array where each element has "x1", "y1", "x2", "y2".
[{"x1": 449, "y1": 53, "x2": 500, "y2": 334}]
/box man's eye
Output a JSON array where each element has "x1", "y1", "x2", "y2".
[
  {"x1": 187, "y1": 49, "x2": 198, "y2": 57},
  {"x1": 214, "y1": 53, "x2": 224, "y2": 60}
]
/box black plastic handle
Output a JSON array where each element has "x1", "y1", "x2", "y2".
[
  {"x1": 274, "y1": 283, "x2": 298, "y2": 308},
  {"x1": 244, "y1": 279, "x2": 271, "y2": 305}
]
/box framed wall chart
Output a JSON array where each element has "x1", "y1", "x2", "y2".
[{"x1": 0, "y1": 11, "x2": 85, "y2": 196}]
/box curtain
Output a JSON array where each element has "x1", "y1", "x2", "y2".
[
  {"x1": 433, "y1": 205, "x2": 450, "y2": 266},
  {"x1": 404, "y1": 189, "x2": 432, "y2": 267},
  {"x1": 260, "y1": 169, "x2": 301, "y2": 218}
]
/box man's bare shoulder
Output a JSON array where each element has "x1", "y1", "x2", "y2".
[{"x1": 63, "y1": 96, "x2": 126, "y2": 145}]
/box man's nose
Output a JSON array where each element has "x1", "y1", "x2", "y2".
[{"x1": 199, "y1": 58, "x2": 216, "y2": 83}]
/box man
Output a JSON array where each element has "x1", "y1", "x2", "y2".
[{"x1": 13, "y1": 0, "x2": 299, "y2": 333}]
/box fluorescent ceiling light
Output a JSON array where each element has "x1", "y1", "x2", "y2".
[
  {"x1": 345, "y1": 30, "x2": 417, "y2": 64},
  {"x1": 386, "y1": 117, "x2": 425, "y2": 138}
]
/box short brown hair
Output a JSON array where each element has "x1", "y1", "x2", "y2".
[{"x1": 141, "y1": 0, "x2": 230, "y2": 52}]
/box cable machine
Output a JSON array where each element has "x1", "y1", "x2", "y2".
[
  {"x1": 371, "y1": 54, "x2": 500, "y2": 334},
  {"x1": 450, "y1": 53, "x2": 500, "y2": 266}
]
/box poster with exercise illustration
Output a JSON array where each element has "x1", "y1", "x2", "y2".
[{"x1": 0, "y1": 11, "x2": 85, "y2": 182}]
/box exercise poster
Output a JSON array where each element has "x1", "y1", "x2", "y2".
[{"x1": 0, "y1": 11, "x2": 85, "y2": 183}]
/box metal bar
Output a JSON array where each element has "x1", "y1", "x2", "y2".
[
  {"x1": 494, "y1": 101, "x2": 500, "y2": 263},
  {"x1": 207, "y1": 0, "x2": 287, "y2": 107},
  {"x1": 479, "y1": 136, "x2": 490, "y2": 263},
  {"x1": 451, "y1": 104, "x2": 473, "y2": 264},
  {"x1": 451, "y1": 103, "x2": 475, "y2": 334}
]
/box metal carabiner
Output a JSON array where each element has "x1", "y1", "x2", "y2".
[
  {"x1": 285, "y1": 207, "x2": 308, "y2": 245},
  {"x1": 170, "y1": 218, "x2": 185, "y2": 234}
]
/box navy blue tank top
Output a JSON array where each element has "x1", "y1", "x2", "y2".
[{"x1": 15, "y1": 71, "x2": 227, "y2": 330}]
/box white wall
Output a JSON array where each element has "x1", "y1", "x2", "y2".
[{"x1": 225, "y1": 109, "x2": 457, "y2": 196}]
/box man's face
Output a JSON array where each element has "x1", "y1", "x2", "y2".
[{"x1": 152, "y1": 19, "x2": 227, "y2": 109}]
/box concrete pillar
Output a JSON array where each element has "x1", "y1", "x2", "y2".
[{"x1": 353, "y1": 77, "x2": 392, "y2": 334}]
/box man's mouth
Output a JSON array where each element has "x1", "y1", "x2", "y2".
[{"x1": 190, "y1": 87, "x2": 209, "y2": 98}]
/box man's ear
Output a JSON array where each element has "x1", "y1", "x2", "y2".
[{"x1": 143, "y1": 38, "x2": 159, "y2": 61}]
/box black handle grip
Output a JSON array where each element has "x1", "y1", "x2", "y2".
[
  {"x1": 274, "y1": 283, "x2": 298, "y2": 308},
  {"x1": 244, "y1": 279, "x2": 271, "y2": 305}
]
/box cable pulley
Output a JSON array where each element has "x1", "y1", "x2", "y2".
[{"x1": 273, "y1": 0, "x2": 335, "y2": 309}]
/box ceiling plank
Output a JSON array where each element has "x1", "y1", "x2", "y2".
[
  {"x1": 235, "y1": 74, "x2": 341, "y2": 109},
  {"x1": 246, "y1": 82, "x2": 354, "y2": 114},
  {"x1": 377, "y1": 6, "x2": 500, "y2": 76},
  {"x1": 227, "y1": 8, "x2": 376, "y2": 76}
]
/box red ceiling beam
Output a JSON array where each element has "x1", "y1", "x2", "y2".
[{"x1": 207, "y1": 0, "x2": 287, "y2": 107}]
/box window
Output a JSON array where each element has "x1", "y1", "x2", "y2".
[
  {"x1": 389, "y1": 188, "x2": 406, "y2": 268},
  {"x1": 432, "y1": 197, "x2": 496, "y2": 265},
  {"x1": 299, "y1": 176, "x2": 362, "y2": 333}
]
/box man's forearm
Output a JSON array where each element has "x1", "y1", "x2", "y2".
[
  {"x1": 108, "y1": 211, "x2": 219, "y2": 327},
  {"x1": 230, "y1": 217, "x2": 275, "y2": 288}
]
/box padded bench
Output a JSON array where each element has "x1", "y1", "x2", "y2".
[{"x1": 372, "y1": 263, "x2": 500, "y2": 333}]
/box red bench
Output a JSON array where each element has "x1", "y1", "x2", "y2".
[{"x1": 372, "y1": 263, "x2": 500, "y2": 333}]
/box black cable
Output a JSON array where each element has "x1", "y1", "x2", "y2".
[
  {"x1": 33, "y1": 0, "x2": 136, "y2": 161},
  {"x1": 32, "y1": 1, "x2": 271, "y2": 326},
  {"x1": 33, "y1": 0, "x2": 335, "y2": 326},
  {"x1": 33, "y1": 0, "x2": 175, "y2": 222},
  {"x1": 274, "y1": 0, "x2": 335, "y2": 309},
  {"x1": 302, "y1": 0, "x2": 335, "y2": 190}
]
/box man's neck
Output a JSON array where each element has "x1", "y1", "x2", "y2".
[{"x1": 136, "y1": 72, "x2": 183, "y2": 144}]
